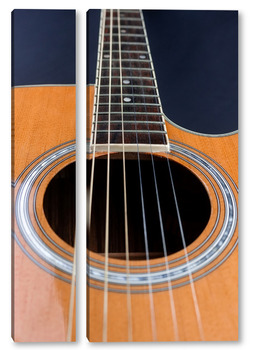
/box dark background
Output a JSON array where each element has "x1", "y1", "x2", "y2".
[
  {"x1": 12, "y1": 9, "x2": 76, "y2": 86},
  {"x1": 87, "y1": 10, "x2": 238, "y2": 135}
]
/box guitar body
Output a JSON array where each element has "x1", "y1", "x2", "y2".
[
  {"x1": 87, "y1": 33, "x2": 238, "y2": 339},
  {"x1": 12, "y1": 86, "x2": 76, "y2": 342},
  {"x1": 12, "y1": 10, "x2": 76, "y2": 342}
]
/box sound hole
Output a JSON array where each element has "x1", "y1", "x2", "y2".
[
  {"x1": 43, "y1": 162, "x2": 75, "y2": 247},
  {"x1": 88, "y1": 154, "x2": 211, "y2": 260}
]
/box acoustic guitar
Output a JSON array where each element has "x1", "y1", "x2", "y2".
[
  {"x1": 11, "y1": 10, "x2": 76, "y2": 342},
  {"x1": 87, "y1": 9, "x2": 238, "y2": 341}
]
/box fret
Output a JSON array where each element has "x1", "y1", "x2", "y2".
[
  {"x1": 98, "y1": 105, "x2": 160, "y2": 114},
  {"x1": 101, "y1": 61, "x2": 151, "y2": 69},
  {"x1": 96, "y1": 115, "x2": 163, "y2": 124},
  {"x1": 99, "y1": 78, "x2": 157, "y2": 89},
  {"x1": 96, "y1": 94, "x2": 159, "y2": 98},
  {"x1": 95, "y1": 133, "x2": 166, "y2": 146},
  {"x1": 101, "y1": 60, "x2": 151, "y2": 68},
  {"x1": 107, "y1": 11, "x2": 141, "y2": 18},
  {"x1": 90, "y1": 9, "x2": 168, "y2": 150},
  {"x1": 94, "y1": 120, "x2": 164, "y2": 124},
  {"x1": 98, "y1": 76, "x2": 156, "y2": 80},
  {"x1": 104, "y1": 41, "x2": 147, "y2": 45},
  {"x1": 91, "y1": 144, "x2": 168, "y2": 153},
  {"x1": 120, "y1": 10, "x2": 140, "y2": 12},
  {"x1": 97, "y1": 97, "x2": 159, "y2": 105},
  {"x1": 100, "y1": 67, "x2": 153, "y2": 71},
  {"x1": 96, "y1": 113, "x2": 163, "y2": 123},
  {"x1": 104, "y1": 33, "x2": 145, "y2": 38},
  {"x1": 105, "y1": 25, "x2": 143, "y2": 29},
  {"x1": 97, "y1": 103, "x2": 161, "y2": 107},
  {"x1": 105, "y1": 20, "x2": 142, "y2": 26},
  {"x1": 95, "y1": 111, "x2": 163, "y2": 115},
  {"x1": 120, "y1": 10, "x2": 140, "y2": 13},
  {"x1": 119, "y1": 18, "x2": 143, "y2": 21},
  {"x1": 105, "y1": 16, "x2": 143, "y2": 21},
  {"x1": 101, "y1": 72, "x2": 153, "y2": 79},
  {"x1": 103, "y1": 37, "x2": 146, "y2": 43},
  {"x1": 102, "y1": 50, "x2": 148, "y2": 54},
  {"x1": 98, "y1": 86, "x2": 159, "y2": 97},
  {"x1": 119, "y1": 13, "x2": 141, "y2": 18},
  {"x1": 102, "y1": 58, "x2": 151, "y2": 63},
  {"x1": 93, "y1": 130, "x2": 167, "y2": 134},
  {"x1": 103, "y1": 44, "x2": 147, "y2": 51},
  {"x1": 104, "y1": 28, "x2": 144, "y2": 36},
  {"x1": 99, "y1": 85, "x2": 157, "y2": 89},
  {"x1": 95, "y1": 122, "x2": 165, "y2": 132}
]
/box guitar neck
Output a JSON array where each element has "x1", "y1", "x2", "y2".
[{"x1": 91, "y1": 9, "x2": 169, "y2": 153}]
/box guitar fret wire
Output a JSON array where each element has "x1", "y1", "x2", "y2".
[
  {"x1": 104, "y1": 42, "x2": 147, "y2": 45},
  {"x1": 97, "y1": 94, "x2": 159, "y2": 98},
  {"x1": 105, "y1": 25, "x2": 143, "y2": 29},
  {"x1": 105, "y1": 17, "x2": 143, "y2": 21},
  {"x1": 120, "y1": 10, "x2": 140, "y2": 12},
  {"x1": 94, "y1": 120, "x2": 164, "y2": 124},
  {"x1": 92, "y1": 130, "x2": 167, "y2": 134},
  {"x1": 140, "y1": 10, "x2": 179, "y2": 341},
  {"x1": 117, "y1": 9, "x2": 133, "y2": 341},
  {"x1": 100, "y1": 67, "x2": 152, "y2": 71},
  {"x1": 102, "y1": 59, "x2": 151, "y2": 63},
  {"x1": 95, "y1": 112, "x2": 163, "y2": 115},
  {"x1": 98, "y1": 76, "x2": 156, "y2": 80},
  {"x1": 102, "y1": 9, "x2": 113, "y2": 342},
  {"x1": 96, "y1": 103, "x2": 161, "y2": 106},
  {"x1": 125, "y1": 15, "x2": 157, "y2": 339},
  {"x1": 99, "y1": 85, "x2": 157, "y2": 89},
  {"x1": 104, "y1": 33, "x2": 145, "y2": 37},
  {"x1": 101, "y1": 50, "x2": 148, "y2": 53}
]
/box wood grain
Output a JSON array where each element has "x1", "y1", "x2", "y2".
[
  {"x1": 12, "y1": 86, "x2": 76, "y2": 342},
  {"x1": 86, "y1": 85, "x2": 238, "y2": 342}
]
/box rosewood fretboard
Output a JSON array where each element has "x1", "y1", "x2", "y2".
[{"x1": 91, "y1": 9, "x2": 168, "y2": 153}]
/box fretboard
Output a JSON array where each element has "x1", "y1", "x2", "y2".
[{"x1": 91, "y1": 9, "x2": 168, "y2": 153}]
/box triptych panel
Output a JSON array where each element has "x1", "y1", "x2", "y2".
[{"x1": 12, "y1": 9, "x2": 238, "y2": 342}]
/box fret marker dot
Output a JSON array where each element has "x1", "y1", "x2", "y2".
[
  {"x1": 124, "y1": 97, "x2": 132, "y2": 102},
  {"x1": 123, "y1": 80, "x2": 130, "y2": 84},
  {"x1": 104, "y1": 54, "x2": 110, "y2": 58},
  {"x1": 121, "y1": 29, "x2": 126, "y2": 33},
  {"x1": 139, "y1": 55, "x2": 146, "y2": 59}
]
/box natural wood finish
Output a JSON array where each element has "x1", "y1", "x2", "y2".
[
  {"x1": 86, "y1": 85, "x2": 238, "y2": 342},
  {"x1": 12, "y1": 86, "x2": 76, "y2": 342}
]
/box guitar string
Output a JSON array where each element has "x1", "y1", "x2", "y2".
[
  {"x1": 88, "y1": 9, "x2": 106, "y2": 229},
  {"x1": 126, "y1": 15, "x2": 157, "y2": 342},
  {"x1": 144, "y1": 13, "x2": 205, "y2": 339},
  {"x1": 140, "y1": 10, "x2": 179, "y2": 341},
  {"x1": 166, "y1": 159, "x2": 205, "y2": 340},
  {"x1": 102, "y1": 9, "x2": 113, "y2": 342},
  {"x1": 91, "y1": 8, "x2": 202, "y2": 342},
  {"x1": 117, "y1": 9, "x2": 133, "y2": 342},
  {"x1": 66, "y1": 237, "x2": 76, "y2": 341}
]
